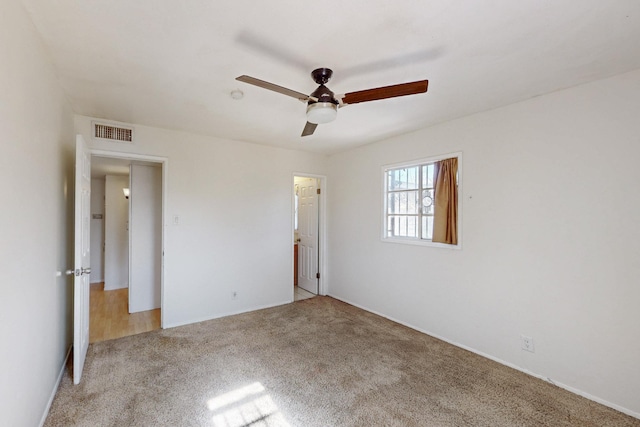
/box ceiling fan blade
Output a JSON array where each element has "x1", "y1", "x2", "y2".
[
  {"x1": 236, "y1": 75, "x2": 310, "y2": 101},
  {"x1": 341, "y1": 80, "x2": 428, "y2": 105},
  {"x1": 301, "y1": 122, "x2": 317, "y2": 137}
]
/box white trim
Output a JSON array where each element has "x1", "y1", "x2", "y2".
[
  {"x1": 328, "y1": 294, "x2": 640, "y2": 421},
  {"x1": 39, "y1": 346, "x2": 71, "y2": 427},
  {"x1": 91, "y1": 149, "x2": 167, "y2": 164},
  {"x1": 381, "y1": 151, "x2": 462, "y2": 249},
  {"x1": 383, "y1": 237, "x2": 462, "y2": 250},
  {"x1": 90, "y1": 149, "x2": 168, "y2": 329},
  {"x1": 128, "y1": 167, "x2": 132, "y2": 312},
  {"x1": 291, "y1": 172, "x2": 327, "y2": 299}
]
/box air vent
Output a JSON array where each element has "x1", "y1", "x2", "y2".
[{"x1": 92, "y1": 121, "x2": 134, "y2": 143}]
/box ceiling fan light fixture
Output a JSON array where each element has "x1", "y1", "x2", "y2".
[{"x1": 306, "y1": 102, "x2": 337, "y2": 124}]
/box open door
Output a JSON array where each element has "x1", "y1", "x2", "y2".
[
  {"x1": 297, "y1": 177, "x2": 319, "y2": 294},
  {"x1": 73, "y1": 135, "x2": 91, "y2": 384}
]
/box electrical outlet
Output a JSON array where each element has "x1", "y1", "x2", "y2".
[
  {"x1": 232, "y1": 291, "x2": 237, "y2": 300},
  {"x1": 521, "y1": 335, "x2": 535, "y2": 353}
]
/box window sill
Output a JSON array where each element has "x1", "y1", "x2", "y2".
[{"x1": 381, "y1": 237, "x2": 461, "y2": 250}]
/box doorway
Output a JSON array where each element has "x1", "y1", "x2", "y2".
[
  {"x1": 89, "y1": 153, "x2": 165, "y2": 342},
  {"x1": 293, "y1": 174, "x2": 325, "y2": 301}
]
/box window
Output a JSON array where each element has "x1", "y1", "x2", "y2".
[{"x1": 383, "y1": 153, "x2": 460, "y2": 247}]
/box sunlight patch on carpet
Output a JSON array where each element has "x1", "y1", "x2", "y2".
[{"x1": 207, "y1": 382, "x2": 291, "y2": 427}]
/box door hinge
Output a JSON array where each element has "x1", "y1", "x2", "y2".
[
  {"x1": 316, "y1": 272, "x2": 320, "y2": 279},
  {"x1": 317, "y1": 188, "x2": 321, "y2": 195}
]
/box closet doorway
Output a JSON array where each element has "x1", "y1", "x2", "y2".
[{"x1": 89, "y1": 154, "x2": 164, "y2": 342}]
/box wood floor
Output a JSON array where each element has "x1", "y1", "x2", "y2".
[
  {"x1": 294, "y1": 286, "x2": 316, "y2": 301},
  {"x1": 89, "y1": 283, "x2": 160, "y2": 343}
]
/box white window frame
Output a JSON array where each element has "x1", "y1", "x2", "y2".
[{"x1": 381, "y1": 152, "x2": 462, "y2": 249}]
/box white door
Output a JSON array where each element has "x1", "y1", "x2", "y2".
[
  {"x1": 297, "y1": 177, "x2": 319, "y2": 294},
  {"x1": 73, "y1": 135, "x2": 91, "y2": 384}
]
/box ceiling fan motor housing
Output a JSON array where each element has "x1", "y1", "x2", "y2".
[
  {"x1": 311, "y1": 68, "x2": 333, "y2": 85},
  {"x1": 307, "y1": 80, "x2": 338, "y2": 124},
  {"x1": 309, "y1": 84, "x2": 337, "y2": 105}
]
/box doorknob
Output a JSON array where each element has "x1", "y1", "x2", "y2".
[{"x1": 67, "y1": 267, "x2": 91, "y2": 276}]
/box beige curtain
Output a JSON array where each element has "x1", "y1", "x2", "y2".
[{"x1": 432, "y1": 158, "x2": 458, "y2": 245}]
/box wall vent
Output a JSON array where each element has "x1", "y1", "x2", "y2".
[{"x1": 92, "y1": 121, "x2": 134, "y2": 143}]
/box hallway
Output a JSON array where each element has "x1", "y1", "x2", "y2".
[{"x1": 89, "y1": 283, "x2": 160, "y2": 343}]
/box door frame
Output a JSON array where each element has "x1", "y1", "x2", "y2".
[
  {"x1": 292, "y1": 173, "x2": 327, "y2": 297},
  {"x1": 91, "y1": 149, "x2": 168, "y2": 328}
]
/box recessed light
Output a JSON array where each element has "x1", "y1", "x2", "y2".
[{"x1": 230, "y1": 89, "x2": 244, "y2": 100}]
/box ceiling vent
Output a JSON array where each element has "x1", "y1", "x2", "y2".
[{"x1": 92, "y1": 121, "x2": 134, "y2": 143}]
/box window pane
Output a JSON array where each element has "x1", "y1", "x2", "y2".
[
  {"x1": 421, "y1": 215, "x2": 434, "y2": 240},
  {"x1": 422, "y1": 165, "x2": 427, "y2": 188},
  {"x1": 422, "y1": 189, "x2": 434, "y2": 214},
  {"x1": 387, "y1": 215, "x2": 418, "y2": 238},
  {"x1": 387, "y1": 191, "x2": 418, "y2": 214},
  {"x1": 388, "y1": 166, "x2": 419, "y2": 190},
  {"x1": 408, "y1": 167, "x2": 418, "y2": 189},
  {"x1": 422, "y1": 163, "x2": 434, "y2": 188}
]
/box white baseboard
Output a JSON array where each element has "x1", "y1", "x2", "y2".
[
  {"x1": 328, "y1": 294, "x2": 639, "y2": 420},
  {"x1": 163, "y1": 299, "x2": 292, "y2": 329},
  {"x1": 39, "y1": 346, "x2": 71, "y2": 427}
]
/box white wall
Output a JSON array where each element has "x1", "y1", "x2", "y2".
[
  {"x1": 129, "y1": 164, "x2": 162, "y2": 312},
  {"x1": 90, "y1": 178, "x2": 105, "y2": 283},
  {"x1": 104, "y1": 175, "x2": 129, "y2": 290},
  {"x1": 326, "y1": 69, "x2": 640, "y2": 417},
  {"x1": 75, "y1": 116, "x2": 328, "y2": 327},
  {"x1": 0, "y1": 1, "x2": 74, "y2": 426}
]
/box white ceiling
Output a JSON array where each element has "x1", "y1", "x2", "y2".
[{"x1": 21, "y1": 1, "x2": 640, "y2": 155}]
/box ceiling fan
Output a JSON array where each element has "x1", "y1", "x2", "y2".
[{"x1": 236, "y1": 68, "x2": 428, "y2": 137}]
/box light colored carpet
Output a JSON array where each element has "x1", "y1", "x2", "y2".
[{"x1": 45, "y1": 297, "x2": 639, "y2": 426}]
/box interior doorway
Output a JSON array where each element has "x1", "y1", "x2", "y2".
[
  {"x1": 89, "y1": 153, "x2": 165, "y2": 342},
  {"x1": 293, "y1": 174, "x2": 325, "y2": 301}
]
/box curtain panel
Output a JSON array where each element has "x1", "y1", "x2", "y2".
[{"x1": 432, "y1": 158, "x2": 458, "y2": 245}]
